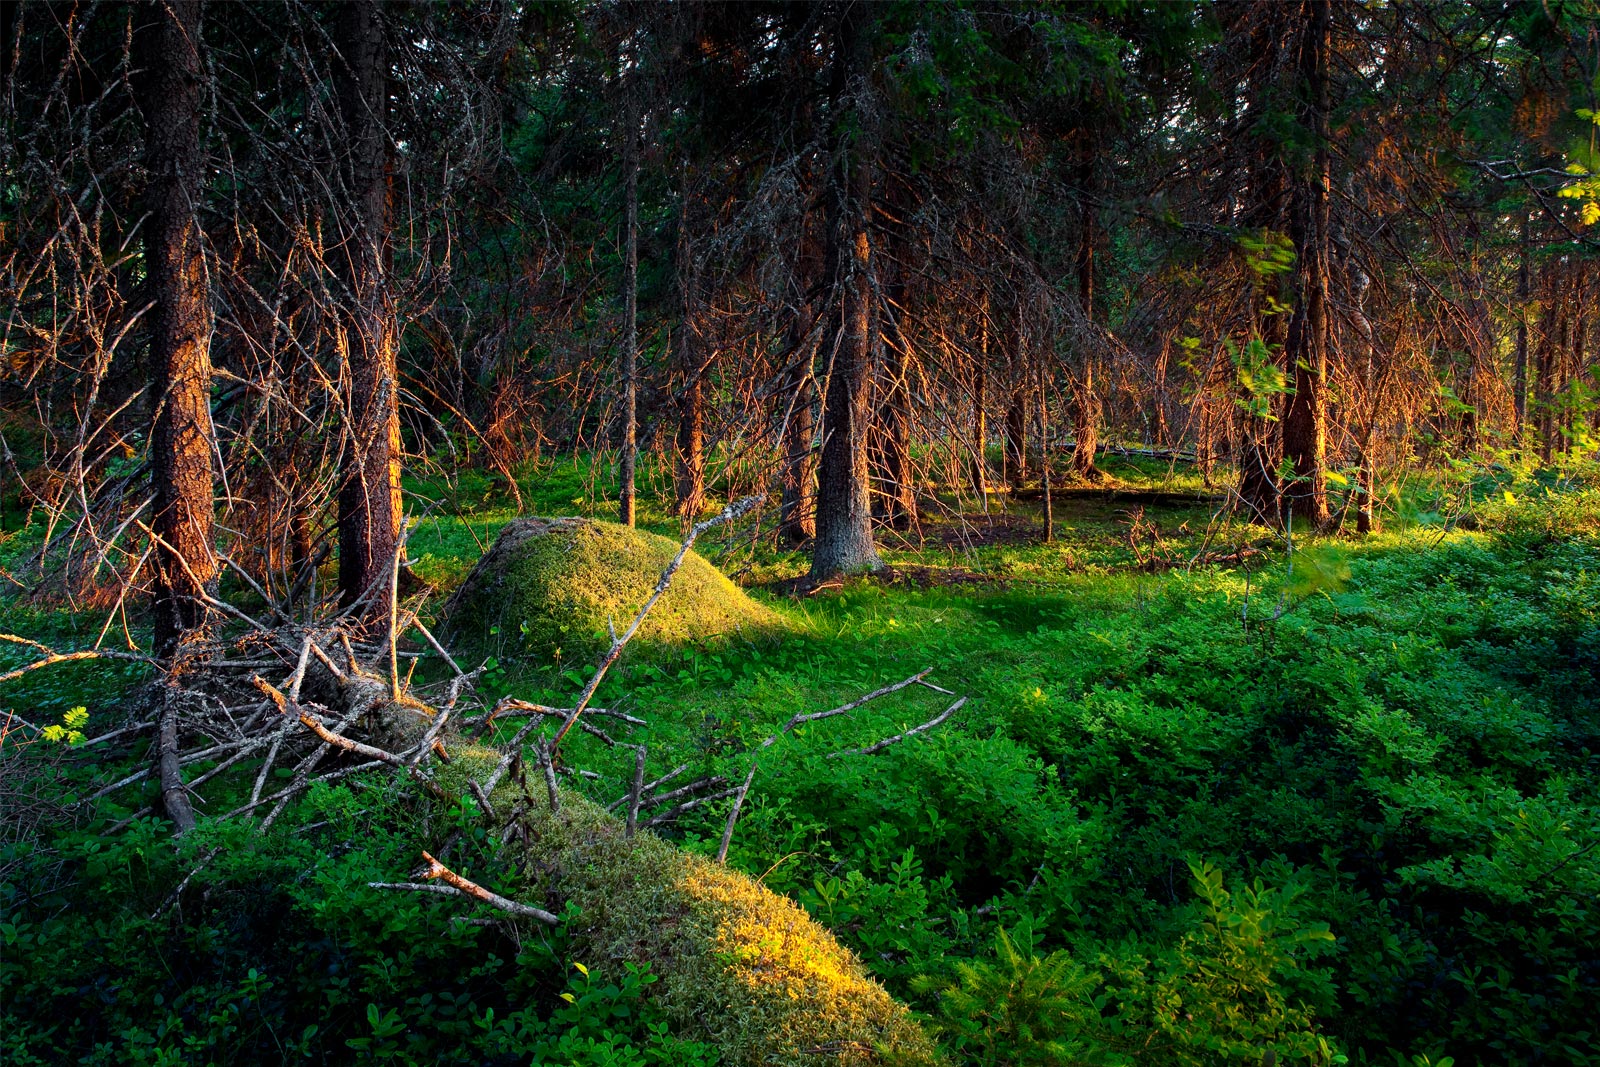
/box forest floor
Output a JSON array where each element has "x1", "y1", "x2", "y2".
[{"x1": 3, "y1": 455, "x2": 1598, "y2": 1065}]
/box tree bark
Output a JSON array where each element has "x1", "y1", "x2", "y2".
[
  {"x1": 1280, "y1": 0, "x2": 1332, "y2": 528},
  {"x1": 618, "y1": 72, "x2": 639, "y2": 527},
  {"x1": 1003, "y1": 385, "x2": 1028, "y2": 491},
  {"x1": 674, "y1": 174, "x2": 705, "y2": 524},
  {"x1": 810, "y1": 7, "x2": 880, "y2": 579},
  {"x1": 1536, "y1": 270, "x2": 1557, "y2": 465},
  {"x1": 777, "y1": 228, "x2": 822, "y2": 545},
  {"x1": 335, "y1": 0, "x2": 403, "y2": 618},
  {"x1": 1514, "y1": 212, "x2": 1530, "y2": 445},
  {"x1": 870, "y1": 273, "x2": 914, "y2": 531},
  {"x1": 136, "y1": 0, "x2": 216, "y2": 659},
  {"x1": 970, "y1": 297, "x2": 989, "y2": 495},
  {"x1": 1070, "y1": 130, "x2": 1103, "y2": 482}
]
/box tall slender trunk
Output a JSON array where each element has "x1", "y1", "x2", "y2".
[
  {"x1": 1037, "y1": 360, "x2": 1053, "y2": 542},
  {"x1": 1280, "y1": 0, "x2": 1332, "y2": 528},
  {"x1": 674, "y1": 172, "x2": 704, "y2": 523},
  {"x1": 1565, "y1": 273, "x2": 1586, "y2": 455},
  {"x1": 779, "y1": 366, "x2": 816, "y2": 544},
  {"x1": 1514, "y1": 212, "x2": 1530, "y2": 444},
  {"x1": 1070, "y1": 132, "x2": 1102, "y2": 481},
  {"x1": 137, "y1": 0, "x2": 216, "y2": 658},
  {"x1": 1004, "y1": 386, "x2": 1028, "y2": 491},
  {"x1": 872, "y1": 280, "x2": 915, "y2": 531},
  {"x1": 778, "y1": 231, "x2": 822, "y2": 545},
  {"x1": 970, "y1": 296, "x2": 988, "y2": 495},
  {"x1": 1536, "y1": 271, "x2": 1557, "y2": 465},
  {"x1": 335, "y1": 0, "x2": 402, "y2": 618},
  {"x1": 618, "y1": 75, "x2": 639, "y2": 527},
  {"x1": 810, "y1": 9, "x2": 880, "y2": 579}
]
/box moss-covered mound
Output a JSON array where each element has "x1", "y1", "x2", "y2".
[
  {"x1": 439, "y1": 517, "x2": 782, "y2": 663},
  {"x1": 515, "y1": 791, "x2": 937, "y2": 1067}
]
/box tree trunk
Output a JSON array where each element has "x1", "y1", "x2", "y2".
[
  {"x1": 618, "y1": 74, "x2": 639, "y2": 527},
  {"x1": 870, "y1": 274, "x2": 915, "y2": 531},
  {"x1": 1070, "y1": 131, "x2": 1102, "y2": 482},
  {"x1": 779, "y1": 365, "x2": 816, "y2": 545},
  {"x1": 1514, "y1": 212, "x2": 1530, "y2": 445},
  {"x1": 137, "y1": 0, "x2": 216, "y2": 659},
  {"x1": 970, "y1": 298, "x2": 988, "y2": 495},
  {"x1": 1280, "y1": 0, "x2": 1332, "y2": 529},
  {"x1": 335, "y1": 0, "x2": 402, "y2": 619},
  {"x1": 1536, "y1": 272, "x2": 1557, "y2": 466},
  {"x1": 810, "y1": 10, "x2": 880, "y2": 579},
  {"x1": 1037, "y1": 364, "x2": 1053, "y2": 542},
  {"x1": 776, "y1": 275, "x2": 818, "y2": 546},
  {"x1": 674, "y1": 175, "x2": 705, "y2": 524},
  {"x1": 1003, "y1": 386, "x2": 1028, "y2": 491}
]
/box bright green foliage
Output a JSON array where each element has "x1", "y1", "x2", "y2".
[
  {"x1": 1136, "y1": 861, "x2": 1341, "y2": 1065},
  {"x1": 917, "y1": 865, "x2": 1342, "y2": 1066},
  {"x1": 917, "y1": 927, "x2": 1099, "y2": 1066},
  {"x1": 0, "y1": 797, "x2": 717, "y2": 1066},
  {"x1": 4, "y1": 466, "x2": 1598, "y2": 1066}
]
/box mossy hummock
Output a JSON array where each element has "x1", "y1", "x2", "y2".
[
  {"x1": 514, "y1": 791, "x2": 938, "y2": 1067},
  {"x1": 440, "y1": 517, "x2": 782, "y2": 664}
]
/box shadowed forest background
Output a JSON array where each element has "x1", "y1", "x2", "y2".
[{"x1": 2, "y1": 1, "x2": 1599, "y2": 1065}]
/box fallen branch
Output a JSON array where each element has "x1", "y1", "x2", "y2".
[
  {"x1": 716, "y1": 761, "x2": 760, "y2": 865},
  {"x1": 369, "y1": 850, "x2": 557, "y2": 924},
  {"x1": 759, "y1": 668, "x2": 934, "y2": 750},
  {"x1": 473, "y1": 698, "x2": 645, "y2": 728},
  {"x1": 829, "y1": 696, "x2": 966, "y2": 757},
  {"x1": 156, "y1": 681, "x2": 197, "y2": 834},
  {"x1": 642, "y1": 785, "x2": 740, "y2": 829},
  {"x1": 0, "y1": 633, "x2": 154, "y2": 687}
]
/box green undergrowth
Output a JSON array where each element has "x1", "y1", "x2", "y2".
[{"x1": 2, "y1": 459, "x2": 1598, "y2": 1065}]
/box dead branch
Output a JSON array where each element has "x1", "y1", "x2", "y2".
[
  {"x1": 828, "y1": 696, "x2": 966, "y2": 757},
  {"x1": 625, "y1": 744, "x2": 647, "y2": 837},
  {"x1": 369, "y1": 849, "x2": 558, "y2": 924},
  {"x1": 715, "y1": 760, "x2": 760, "y2": 865},
  {"x1": 642, "y1": 785, "x2": 741, "y2": 829},
  {"x1": 156, "y1": 681, "x2": 197, "y2": 834},
  {"x1": 758, "y1": 668, "x2": 934, "y2": 750}
]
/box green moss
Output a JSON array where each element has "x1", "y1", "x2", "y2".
[
  {"x1": 440, "y1": 517, "x2": 784, "y2": 663},
  {"x1": 515, "y1": 791, "x2": 939, "y2": 1067}
]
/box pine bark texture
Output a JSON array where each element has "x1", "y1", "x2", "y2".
[
  {"x1": 1280, "y1": 0, "x2": 1332, "y2": 528},
  {"x1": 674, "y1": 183, "x2": 705, "y2": 523},
  {"x1": 335, "y1": 0, "x2": 403, "y2": 618},
  {"x1": 618, "y1": 77, "x2": 639, "y2": 527},
  {"x1": 810, "y1": 10, "x2": 880, "y2": 580},
  {"x1": 137, "y1": 0, "x2": 217, "y2": 658}
]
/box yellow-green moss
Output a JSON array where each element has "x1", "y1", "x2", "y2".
[
  {"x1": 515, "y1": 791, "x2": 938, "y2": 1067},
  {"x1": 439, "y1": 518, "x2": 783, "y2": 663}
]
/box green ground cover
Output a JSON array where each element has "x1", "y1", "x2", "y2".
[{"x1": 2, "y1": 457, "x2": 1597, "y2": 1065}]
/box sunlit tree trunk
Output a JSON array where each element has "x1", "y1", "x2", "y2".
[
  {"x1": 810, "y1": 8, "x2": 880, "y2": 579},
  {"x1": 674, "y1": 172, "x2": 705, "y2": 524},
  {"x1": 1070, "y1": 131, "x2": 1102, "y2": 481},
  {"x1": 870, "y1": 271, "x2": 915, "y2": 531},
  {"x1": 335, "y1": 0, "x2": 403, "y2": 618},
  {"x1": 1536, "y1": 271, "x2": 1557, "y2": 466},
  {"x1": 137, "y1": 0, "x2": 217, "y2": 658},
  {"x1": 1514, "y1": 212, "x2": 1530, "y2": 445},
  {"x1": 970, "y1": 296, "x2": 989, "y2": 495},
  {"x1": 1281, "y1": 0, "x2": 1332, "y2": 528},
  {"x1": 1004, "y1": 384, "x2": 1028, "y2": 491},
  {"x1": 618, "y1": 72, "x2": 639, "y2": 527}
]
